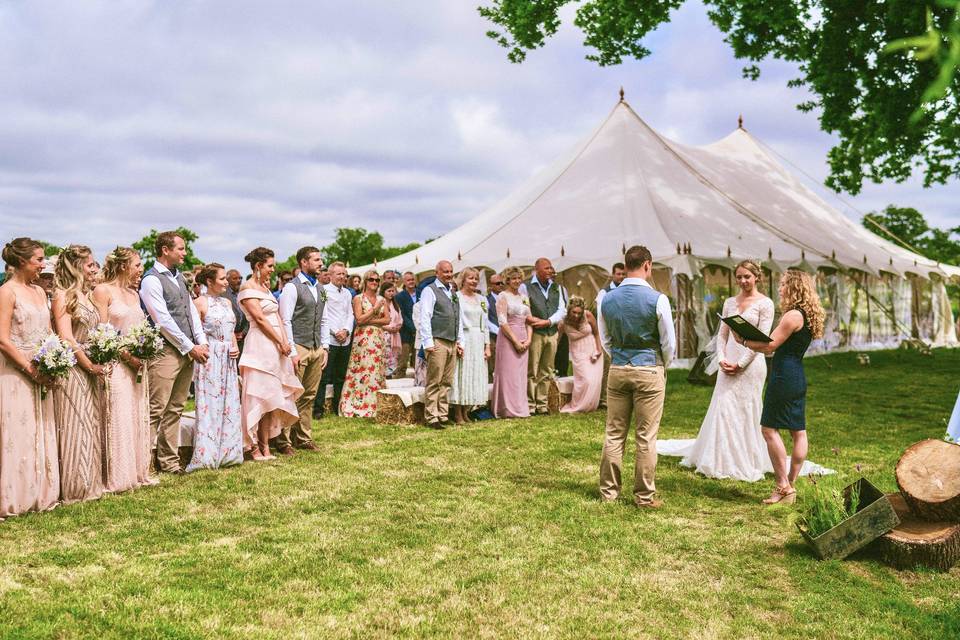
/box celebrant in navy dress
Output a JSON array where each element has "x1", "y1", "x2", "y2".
[{"x1": 736, "y1": 270, "x2": 825, "y2": 506}]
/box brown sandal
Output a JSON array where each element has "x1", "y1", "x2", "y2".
[{"x1": 762, "y1": 485, "x2": 796, "y2": 505}]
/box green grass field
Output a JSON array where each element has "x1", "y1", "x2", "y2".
[{"x1": 1, "y1": 349, "x2": 958, "y2": 639}]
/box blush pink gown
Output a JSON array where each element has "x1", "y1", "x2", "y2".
[
  {"x1": 560, "y1": 320, "x2": 603, "y2": 413},
  {"x1": 237, "y1": 289, "x2": 302, "y2": 448},
  {"x1": 106, "y1": 297, "x2": 157, "y2": 491},
  {"x1": 491, "y1": 292, "x2": 530, "y2": 418},
  {"x1": 0, "y1": 292, "x2": 60, "y2": 518}
]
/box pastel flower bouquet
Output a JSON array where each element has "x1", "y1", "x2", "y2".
[
  {"x1": 85, "y1": 323, "x2": 124, "y2": 365},
  {"x1": 122, "y1": 321, "x2": 165, "y2": 383},
  {"x1": 31, "y1": 334, "x2": 77, "y2": 399}
]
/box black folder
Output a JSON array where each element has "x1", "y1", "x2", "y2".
[{"x1": 718, "y1": 313, "x2": 772, "y2": 343}]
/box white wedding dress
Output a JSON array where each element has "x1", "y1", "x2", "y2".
[{"x1": 658, "y1": 296, "x2": 834, "y2": 481}]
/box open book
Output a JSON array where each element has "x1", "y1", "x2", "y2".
[{"x1": 718, "y1": 313, "x2": 772, "y2": 343}]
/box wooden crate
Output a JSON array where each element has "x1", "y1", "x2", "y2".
[{"x1": 798, "y1": 478, "x2": 900, "y2": 561}]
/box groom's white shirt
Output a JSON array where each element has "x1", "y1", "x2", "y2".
[
  {"x1": 140, "y1": 262, "x2": 206, "y2": 355},
  {"x1": 596, "y1": 277, "x2": 676, "y2": 368}
]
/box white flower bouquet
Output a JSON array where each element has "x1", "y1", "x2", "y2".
[
  {"x1": 31, "y1": 334, "x2": 77, "y2": 399},
  {"x1": 122, "y1": 321, "x2": 165, "y2": 383},
  {"x1": 85, "y1": 323, "x2": 123, "y2": 365}
]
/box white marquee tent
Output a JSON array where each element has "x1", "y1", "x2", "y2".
[{"x1": 360, "y1": 97, "x2": 959, "y2": 357}]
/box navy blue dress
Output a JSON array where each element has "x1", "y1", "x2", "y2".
[{"x1": 761, "y1": 309, "x2": 812, "y2": 431}]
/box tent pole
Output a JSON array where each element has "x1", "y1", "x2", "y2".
[{"x1": 865, "y1": 275, "x2": 873, "y2": 343}]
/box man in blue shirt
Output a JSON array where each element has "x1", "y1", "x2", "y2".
[{"x1": 394, "y1": 271, "x2": 419, "y2": 378}]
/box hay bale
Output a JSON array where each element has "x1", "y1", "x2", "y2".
[
  {"x1": 375, "y1": 392, "x2": 424, "y2": 425},
  {"x1": 547, "y1": 379, "x2": 560, "y2": 414}
]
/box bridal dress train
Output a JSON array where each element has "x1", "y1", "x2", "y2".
[{"x1": 657, "y1": 296, "x2": 834, "y2": 481}]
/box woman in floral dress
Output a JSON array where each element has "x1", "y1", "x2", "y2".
[
  {"x1": 340, "y1": 270, "x2": 390, "y2": 418},
  {"x1": 186, "y1": 263, "x2": 243, "y2": 471}
]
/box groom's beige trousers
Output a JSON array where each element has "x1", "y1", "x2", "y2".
[{"x1": 599, "y1": 364, "x2": 666, "y2": 505}]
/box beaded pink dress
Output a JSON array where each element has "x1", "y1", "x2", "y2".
[{"x1": 0, "y1": 292, "x2": 60, "y2": 517}]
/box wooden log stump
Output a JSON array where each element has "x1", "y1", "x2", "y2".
[
  {"x1": 895, "y1": 439, "x2": 960, "y2": 521},
  {"x1": 871, "y1": 494, "x2": 960, "y2": 571}
]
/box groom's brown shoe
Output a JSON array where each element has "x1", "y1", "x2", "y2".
[{"x1": 635, "y1": 499, "x2": 663, "y2": 509}]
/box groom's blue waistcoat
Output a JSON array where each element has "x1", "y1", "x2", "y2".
[{"x1": 601, "y1": 283, "x2": 662, "y2": 367}]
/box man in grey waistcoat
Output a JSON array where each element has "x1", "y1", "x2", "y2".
[
  {"x1": 418, "y1": 260, "x2": 462, "y2": 428},
  {"x1": 521, "y1": 257, "x2": 567, "y2": 414},
  {"x1": 597, "y1": 246, "x2": 676, "y2": 508},
  {"x1": 277, "y1": 245, "x2": 328, "y2": 454},
  {"x1": 139, "y1": 231, "x2": 209, "y2": 474}
]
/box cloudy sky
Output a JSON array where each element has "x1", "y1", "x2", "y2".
[{"x1": 2, "y1": 0, "x2": 958, "y2": 267}]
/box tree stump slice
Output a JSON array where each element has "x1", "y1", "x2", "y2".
[
  {"x1": 871, "y1": 494, "x2": 960, "y2": 572},
  {"x1": 894, "y1": 439, "x2": 960, "y2": 521}
]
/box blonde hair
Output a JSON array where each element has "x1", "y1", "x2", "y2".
[
  {"x1": 101, "y1": 246, "x2": 138, "y2": 286},
  {"x1": 501, "y1": 266, "x2": 524, "y2": 283},
  {"x1": 456, "y1": 267, "x2": 480, "y2": 290},
  {"x1": 564, "y1": 295, "x2": 587, "y2": 327},
  {"x1": 734, "y1": 259, "x2": 763, "y2": 286},
  {"x1": 54, "y1": 245, "x2": 92, "y2": 320},
  {"x1": 361, "y1": 269, "x2": 380, "y2": 291},
  {"x1": 779, "y1": 271, "x2": 825, "y2": 339}
]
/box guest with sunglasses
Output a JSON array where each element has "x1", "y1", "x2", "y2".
[{"x1": 339, "y1": 270, "x2": 389, "y2": 418}]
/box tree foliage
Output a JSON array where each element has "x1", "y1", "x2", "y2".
[
  {"x1": 862, "y1": 205, "x2": 960, "y2": 266},
  {"x1": 131, "y1": 227, "x2": 203, "y2": 271},
  {"x1": 320, "y1": 228, "x2": 421, "y2": 269},
  {"x1": 38, "y1": 241, "x2": 62, "y2": 257},
  {"x1": 479, "y1": 1, "x2": 960, "y2": 195}
]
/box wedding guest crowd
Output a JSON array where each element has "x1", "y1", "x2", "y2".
[{"x1": 0, "y1": 230, "x2": 629, "y2": 519}]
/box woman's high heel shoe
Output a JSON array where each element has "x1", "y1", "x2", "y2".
[{"x1": 762, "y1": 485, "x2": 796, "y2": 505}]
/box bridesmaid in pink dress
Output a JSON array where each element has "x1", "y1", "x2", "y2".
[
  {"x1": 237, "y1": 248, "x2": 303, "y2": 460},
  {"x1": 558, "y1": 296, "x2": 604, "y2": 413},
  {"x1": 491, "y1": 267, "x2": 533, "y2": 419},
  {"x1": 92, "y1": 247, "x2": 158, "y2": 491},
  {"x1": 0, "y1": 238, "x2": 60, "y2": 518},
  {"x1": 380, "y1": 281, "x2": 403, "y2": 377}
]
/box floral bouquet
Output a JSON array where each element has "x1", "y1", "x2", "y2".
[
  {"x1": 85, "y1": 323, "x2": 124, "y2": 365},
  {"x1": 122, "y1": 321, "x2": 165, "y2": 383},
  {"x1": 31, "y1": 334, "x2": 77, "y2": 399}
]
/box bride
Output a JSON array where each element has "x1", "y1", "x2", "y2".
[{"x1": 658, "y1": 260, "x2": 832, "y2": 481}]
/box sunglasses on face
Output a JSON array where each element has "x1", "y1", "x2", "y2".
[{"x1": 369, "y1": 278, "x2": 380, "y2": 283}]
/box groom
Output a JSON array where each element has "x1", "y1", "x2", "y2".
[
  {"x1": 597, "y1": 245, "x2": 675, "y2": 507},
  {"x1": 140, "y1": 231, "x2": 209, "y2": 474}
]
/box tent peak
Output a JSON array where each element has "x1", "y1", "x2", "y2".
[{"x1": 619, "y1": 86, "x2": 625, "y2": 102}]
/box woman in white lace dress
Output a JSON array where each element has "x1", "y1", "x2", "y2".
[
  {"x1": 659, "y1": 260, "x2": 833, "y2": 481},
  {"x1": 660, "y1": 261, "x2": 773, "y2": 480},
  {"x1": 450, "y1": 268, "x2": 490, "y2": 423}
]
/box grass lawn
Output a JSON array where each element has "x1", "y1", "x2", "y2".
[{"x1": 1, "y1": 349, "x2": 958, "y2": 639}]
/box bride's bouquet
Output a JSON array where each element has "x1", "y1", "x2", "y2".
[
  {"x1": 85, "y1": 323, "x2": 123, "y2": 365},
  {"x1": 31, "y1": 334, "x2": 77, "y2": 399},
  {"x1": 122, "y1": 321, "x2": 165, "y2": 383}
]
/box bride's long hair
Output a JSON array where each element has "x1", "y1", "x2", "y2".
[
  {"x1": 779, "y1": 270, "x2": 825, "y2": 339},
  {"x1": 54, "y1": 245, "x2": 93, "y2": 320}
]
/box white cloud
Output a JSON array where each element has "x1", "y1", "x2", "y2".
[{"x1": 0, "y1": 0, "x2": 956, "y2": 269}]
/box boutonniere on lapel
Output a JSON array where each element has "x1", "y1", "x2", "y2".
[
  {"x1": 318, "y1": 288, "x2": 328, "y2": 303},
  {"x1": 521, "y1": 296, "x2": 530, "y2": 307},
  {"x1": 451, "y1": 292, "x2": 459, "y2": 304}
]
